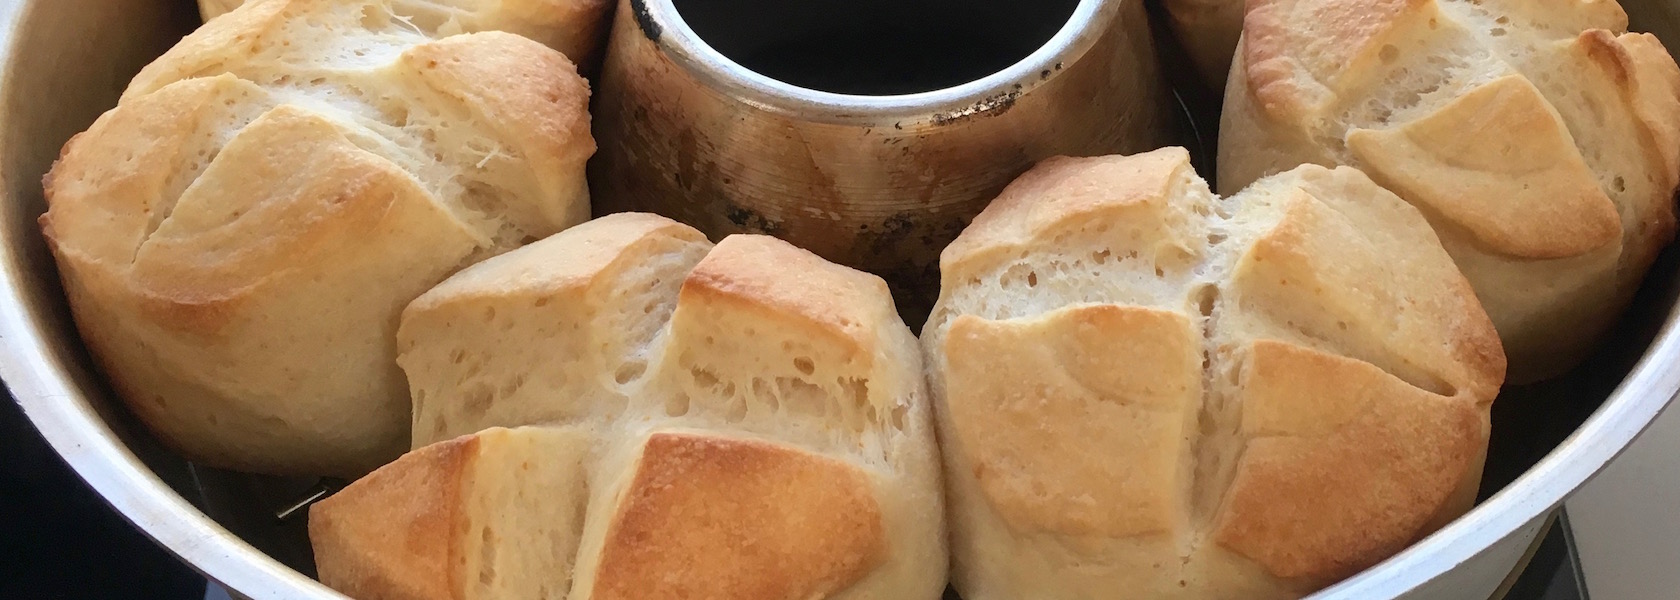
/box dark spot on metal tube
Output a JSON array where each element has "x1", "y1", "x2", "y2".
[
  {"x1": 930, "y1": 91, "x2": 1021, "y2": 126},
  {"x1": 632, "y1": 0, "x2": 662, "y2": 41},
  {"x1": 724, "y1": 204, "x2": 786, "y2": 235}
]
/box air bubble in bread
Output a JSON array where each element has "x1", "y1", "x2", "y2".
[
  {"x1": 1219, "y1": 0, "x2": 1680, "y2": 381},
  {"x1": 924, "y1": 148, "x2": 1504, "y2": 599},
  {"x1": 39, "y1": 0, "x2": 594, "y2": 476},
  {"x1": 311, "y1": 213, "x2": 948, "y2": 600}
]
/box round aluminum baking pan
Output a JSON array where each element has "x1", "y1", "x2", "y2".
[{"x1": 1, "y1": 0, "x2": 1677, "y2": 598}]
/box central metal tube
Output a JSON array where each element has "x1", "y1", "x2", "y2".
[
  {"x1": 592, "y1": 0, "x2": 1175, "y2": 322},
  {"x1": 671, "y1": 0, "x2": 1080, "y2": 96}
]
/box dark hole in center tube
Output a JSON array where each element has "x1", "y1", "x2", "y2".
[{"x1": 672, "y1": 0, "x2": 1081, "y2": 96}]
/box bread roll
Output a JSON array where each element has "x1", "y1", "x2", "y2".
[
  {"x1": 198, "y1": 0, "x2": 613, "y2": 68},
  {"x1": 924, "y1": 148, "x2": 1503, "y2": 599},
  {"x1": 40, "y1": 0, "x2": 594, "y2": 476},
  {"x1": 1219, "y1": 0, "x2": 1680, "y2": 381},
  {"x1": 309, "y1": 426, "x2": 595, "y2": 599},
  {"x1": 1161, "y1": 0, "x2": 1245, "y2": 88},
  {"x1": 311, "y1": 213, "x2": 947, "y2": 599}
]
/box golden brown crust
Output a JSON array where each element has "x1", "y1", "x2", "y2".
[
  {"x1": 197, "y1": 0, "x2": 615, "y2": 70},
  {"x1": 591, "y1": 432, "x2": 887, "y2": 600},
  {"x1": 404, "y1": 212, "x2": 704, "y2": 317},
  {"x1": 943, "y1": 305, "x2": 1198, "y2": 538},
  {"x1": 1616, "y1": 32, "x2": 1680, "y2": 190},
  {"x1": 1214, "y1": 165, "x2": 1499, "y2": 584},
  {"x1": 310, "y1": 434, "x2": 478, "y2": 600},
  {"x1": 1594, "y1": 31, "x2": 1680, "y2": 256},
  {"x1": 309, "y1": 427, "x2": 598, "y2": 600},
  {"x1": 1213, "y1": 341, "x2": 1485, "y2": 586},
  {"x1": 127, "y1": 0, "x2": 294, "y2": 100},
  {"x1": 1225, "y1": 0, "x2": 1680, "y2": 382},
  {"x1": 127, "y1": 105, "x2": 440, "y2": 322},
  {"x1": 402, "y1": 31, "x2": 596, "y2": 177},
  {"x1": 1346, "y1": 75, "x2": 1621, "y2": 260},
  {"x1": 681, "y1": 235, "x2": 891, "y2": 361},
  {"x1": 1229, "y1": 166, "x2": 1508, "y2": 403},
  {"x1": 375, "y1": 214, "x2": 942, "y2": 598},
  {"x1": 396, "y1": 213, "x2": 711, "y2": 446},
  {"x1": 941, "y1": 148, "x2": 1193, "y2": 279},
  {"x1": 1242, "y1": 0, "x2": 1429, "y2": 117},
  {"x1": 492, "y1": 0, "x2": 616, "y2": 67},
  {"x1": 926, "y1": 150, "x2": 1502, "y2": 597},
  {"x1": 42, "y1": 0, "x2": 596, "y2": 476},
  {"x1": 41, "y1": 73, "x2": 484, "y2": 475},
  {"x1": 41, "y1": 75, "x2": 265, "y2": 266}
]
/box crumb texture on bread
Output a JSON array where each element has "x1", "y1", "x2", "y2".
[
  {"x1": 315, "y1": 213, "x2": 947, "y2": 600},
  {"x1": 926, "y1": 148, "x2": 1503, "y2": 598},
  {"x1": 1220, "y1": 0, "x2": 1680, "y2": 381},
  {"x1": 39, "y1": 0, "x2": 595, "y2": 476}
]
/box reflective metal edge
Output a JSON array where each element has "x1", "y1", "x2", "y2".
[
  {"x1": 1314, "y1": 309, "x2": 1680, "y2": 598},
  {"x1": 639, "y1": 0, "x2": 1110, "y2": 124},
  {"x1": 0, "y1": 0, "x2": 341, "y2": 596}
]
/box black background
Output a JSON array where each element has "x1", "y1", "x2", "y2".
[{"x1": 1, "y1": 396, "x2": 204, "y2": 599}]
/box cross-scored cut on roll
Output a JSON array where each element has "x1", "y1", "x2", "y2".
[
  {"x1": 198, "y1": 0, "x2": 614, "y2": 69},
  {"x1": 924, "y1": 148, "x2": 1504, "y2": 599},
  {"x1": 399, "y1": 213, "x2": 713, "y2": 447},
  {"x1": 38, "y1": 0, "x2": 594, "y2": 476},
  {"x1": 309, "y1": 426, "x2": 594, "y2": 600},
  {"x1": 1219, "y1": 0, "x2": 1680, "y2": 381},
  {"x1": 315, "y1": 213, "x2": 947, "y2": 600}
]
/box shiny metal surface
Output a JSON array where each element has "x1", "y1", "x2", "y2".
[
  {"x1": 0, "y1": 0, "x2": 1676, "y2": 599},
  {"x1": 0, "y1": 0, "x2": 340, "y2": 597},
  {"x1": 590, "y1": 0, "x2": 1176, "y2": 317}
]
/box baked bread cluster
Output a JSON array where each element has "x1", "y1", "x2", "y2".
[
  {"x1": 310, "y1": 213, "x2": 947, "y2": 600},
  {"x1": 924, "y1": 148, "x2": 1503, "y2": 598},
  {"x1": 198, "y1": 0, "x2": 613, "y2": 68},
  {"x1": 40, "y1": 0, "x2": 594, "y2": 476},
  {"x1": 1220, "y1": 0, "x2": 1680, "y2": 381},
  {"x1": 41, "y1": 0, "x2": 1680, "y2": 598}
]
